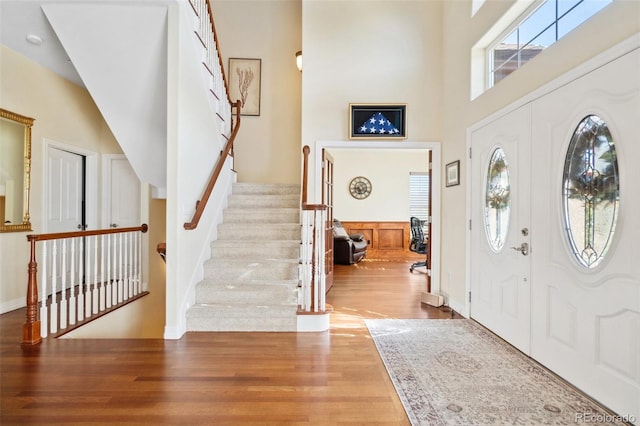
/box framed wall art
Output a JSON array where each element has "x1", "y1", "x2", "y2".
[
  {"x1": 228, "y1": 58, "x2": 261, "y2": 116},
  {"x1": 349, "y1": 104, "x2": 407, "y2": 140},
  {"x1": 445, "y1": 160, "x2": 460, "y2": 187}
]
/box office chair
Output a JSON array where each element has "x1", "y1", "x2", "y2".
[{"x1": 409, "y1": 216, "x2": 428, "y2": 273}]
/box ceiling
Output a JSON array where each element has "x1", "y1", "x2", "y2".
[{"x1": 1, "y1": 0, "x2": 84, "y2": 86}]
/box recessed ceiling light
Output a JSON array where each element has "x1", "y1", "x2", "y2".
[{"x1": 26, "y1": 34, "x2": 43, "y2": 46}]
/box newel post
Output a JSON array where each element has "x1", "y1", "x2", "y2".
[
  {"x1": 22, "y1": 236, "x2": 41, "y2": 345},
  {"x1": 302, "y1": 145, "x2": 310, "y2": 205}
]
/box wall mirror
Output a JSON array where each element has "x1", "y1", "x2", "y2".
[{"x1": 0, "y1": 108, "x2": 34, "y2": 233}]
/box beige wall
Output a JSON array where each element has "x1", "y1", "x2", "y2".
[
  {"x1": 0, "y1": 46, "x2": 165, "y2": 338},
  {"x1": 331, "y1": 148, "x2": 429, "y2": 222},
  {"x1": 212, "y1": 0, "x2": 302, "y2": 185},
  {"x1": 0, "y1": 45, "x2": 121, "y2": 311}
]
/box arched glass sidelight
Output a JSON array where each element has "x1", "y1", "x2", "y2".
[
  {"x1": 484, "y1": 147, "x2": 511, "y2": 251},
  {"x1": 562, "y1": 115, "x2": 619, "y2": 268}
]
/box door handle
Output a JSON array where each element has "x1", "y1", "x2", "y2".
[{"x1": 511, "y1": 242, "x2": 529, "y2": 256}]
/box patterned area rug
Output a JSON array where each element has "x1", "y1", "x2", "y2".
[{"x1": 366, "y1": 319, "x2": 620, "y2": 426}]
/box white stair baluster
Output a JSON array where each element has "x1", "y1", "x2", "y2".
[
  {"x1": 69, "y1": 238, "x2": 76, "y2": 325},
  {"x1": 118, "y1": 233, "x2": 124, "y2": 303},
  {"x1": 92, "y1": 235, "x2": 99, "y2": 314},
  {"x1": 77, "y1": 237, "x2": 84, "y2": 322},
  {"x1": 106, "y1": 233, "x2": 112, "y2": 309},
  {"x1": 50, "y1": 240, "x2": 58, "y2": 334},
  {"x1": 59, "y1": 239, "x2": 68, "y2": 330},
  {"x1": 85, "y1": 236, "x2": 92, "y2": 318},
  {"x1": 99, "y1": 234, "x2": 105, "y2": 311}
]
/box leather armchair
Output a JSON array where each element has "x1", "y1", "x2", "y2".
[{"x1": 333, "y1": 219, "x2": 367, "y2": 265}]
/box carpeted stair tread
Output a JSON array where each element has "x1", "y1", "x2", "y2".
[{"x1": 186, "y1": 182, "x2": 302, "y2": 332}]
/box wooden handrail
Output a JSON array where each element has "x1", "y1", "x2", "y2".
[
  {"x1": 22, "y1": 224, "x2": 149, "y2": 346},
  {"x1": 184, "y1": 100, "x2": 241, "y2": 230}
]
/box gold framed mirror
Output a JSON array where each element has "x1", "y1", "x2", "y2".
[{"x1": 0, "y1": 108, "x2": 34, "y2": 232}]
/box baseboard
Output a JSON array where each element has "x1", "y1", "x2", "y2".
[{"x1": 0, "y1": 297, "x2": 25, "y2": 315}]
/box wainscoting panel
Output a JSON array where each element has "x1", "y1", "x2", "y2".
[{"x1": 340, "y1": 221, "x2": 424, "y2": 260}]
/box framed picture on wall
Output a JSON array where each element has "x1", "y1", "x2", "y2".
[
  {"x1": 349, "y1": 104, "x2": 407, "y2": 140},
  {"x1": 228, "y1": 58, "x2": 261, "y2": 116},
  {"x1": 445, "y1": 160, "x2": 460, "y2": 187}
]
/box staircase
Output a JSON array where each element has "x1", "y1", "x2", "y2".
[{"x1": 186, "y1": 183, "x2": 301, "y2": 331}]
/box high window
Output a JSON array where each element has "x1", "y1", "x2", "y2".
[{"x1": 488, "y1": 0, "x2": 611, "y2": 87}]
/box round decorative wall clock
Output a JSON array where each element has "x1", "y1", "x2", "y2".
[{"x1": 349, "y1": 176, "x2": 372, "y2": 199}]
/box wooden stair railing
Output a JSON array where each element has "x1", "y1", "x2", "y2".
[
  {"x1": 183, "y1": 0, "x2": 241, "y2": 230},
  {"x1": 184, "y1": 101, "x2": 241, "y2": 230},
  {"x1": 22, "y1": 224, "x2": 149, "y2": 346},
  {"x1": 300, "y1": 146, "x2": 328, "y2": 313}
]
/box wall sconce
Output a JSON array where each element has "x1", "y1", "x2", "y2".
[{"x1": 295, "y1": 51, "x2": 302, "y2": 72}]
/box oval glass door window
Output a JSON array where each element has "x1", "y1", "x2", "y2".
[
  {"x1": 484, "y1": 147, "x2": 511, "y2": 251},
  {"x1": 562, "y1": 115, "x2": 619, "y2": 268}
]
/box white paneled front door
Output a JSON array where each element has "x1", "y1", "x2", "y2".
[
  {"x1": 530, "y1": 49, "x2": 640, "y2": 421},
  {"x1": 470, "y1": 104, "x2": 532, "y2": 354}
]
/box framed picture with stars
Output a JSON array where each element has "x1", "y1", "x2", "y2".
[{"x1": 349, "y1": 104, "x2": 407, "y2": 140}]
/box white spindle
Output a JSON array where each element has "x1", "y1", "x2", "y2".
[
  {"x1": 50, "y1": 240, "x2": 58, "y2": 334},
  {"x1": 77, "y1": 237, "x2": 84, "y2": 322},
  {"x1": 40, "y1": 242, "x2": 48, "y2": 338},
  {"x1": 92, "y1": 235, "x2": 99, "y2": 314},
  {"x1": 69, "y1": 238, "x2": 76, "y2": 325},
  {"x1": 85, "y1": 236, "x2": 92, "y2": 318},
  {"x1": 60, "y1": 239, "x2": 68, "y2": 330},
  {"x1": 99, "y1": 234, "x2": 105, "y2": 311},
  {"x1": 118, "y1": 233, "x2": 124, "y2": 303},
  {"x1": 106, "y1": 234, "x2": 112, "y2": 309}
]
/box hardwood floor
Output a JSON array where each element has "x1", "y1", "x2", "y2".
[{"x1": 1, "y1": 260, "x2": 460, "y2": 425}]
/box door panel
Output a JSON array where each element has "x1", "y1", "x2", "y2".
[
  {"x1": 470, "y1": 104, "x2": 531, "y2": 354},
  {"x1": 530, "y1": 49, "x2": 640, "y2": 420},
  {"x1": 47, "y1": 148, "x2": 84, "y2": 233},
  {"x1": 107, "y1": 157, "x2": 140, "y2": 228}
]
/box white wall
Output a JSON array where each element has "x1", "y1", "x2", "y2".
[
  {"x1": 331, "y1": 148, "x2": 428, "y2": 222},
  {"x1": 212, "y1": 0, "x2": 302, "y2": 185}
]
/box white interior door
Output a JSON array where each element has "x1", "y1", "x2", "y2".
[
  {"x1": 530, "y1": 49, "x2": 640, "y2": 420},
  {"x1": 104, "y1": 156, "x2": 140, "y2": 229},
  {"x1": 470, "y1": 104, "x2": 531, "y2": 354},
  {"x1": 47, "y1": 147, "x2": 84, "y2": 233}
]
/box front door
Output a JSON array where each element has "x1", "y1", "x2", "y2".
[{"x1": 470, "y1": 104, "x2": 532, "y2": 354}]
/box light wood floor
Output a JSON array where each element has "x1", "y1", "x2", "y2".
[{"x1": 1, "y1": 260, "x2": 460, "y2": 425}]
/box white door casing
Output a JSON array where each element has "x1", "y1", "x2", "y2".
[
  {"x1": 530, "y1": 48, "x2": 640, "y2": 420},
  {"x1": 470, "y1": 104, "x2": 532, "y2": 355}
]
